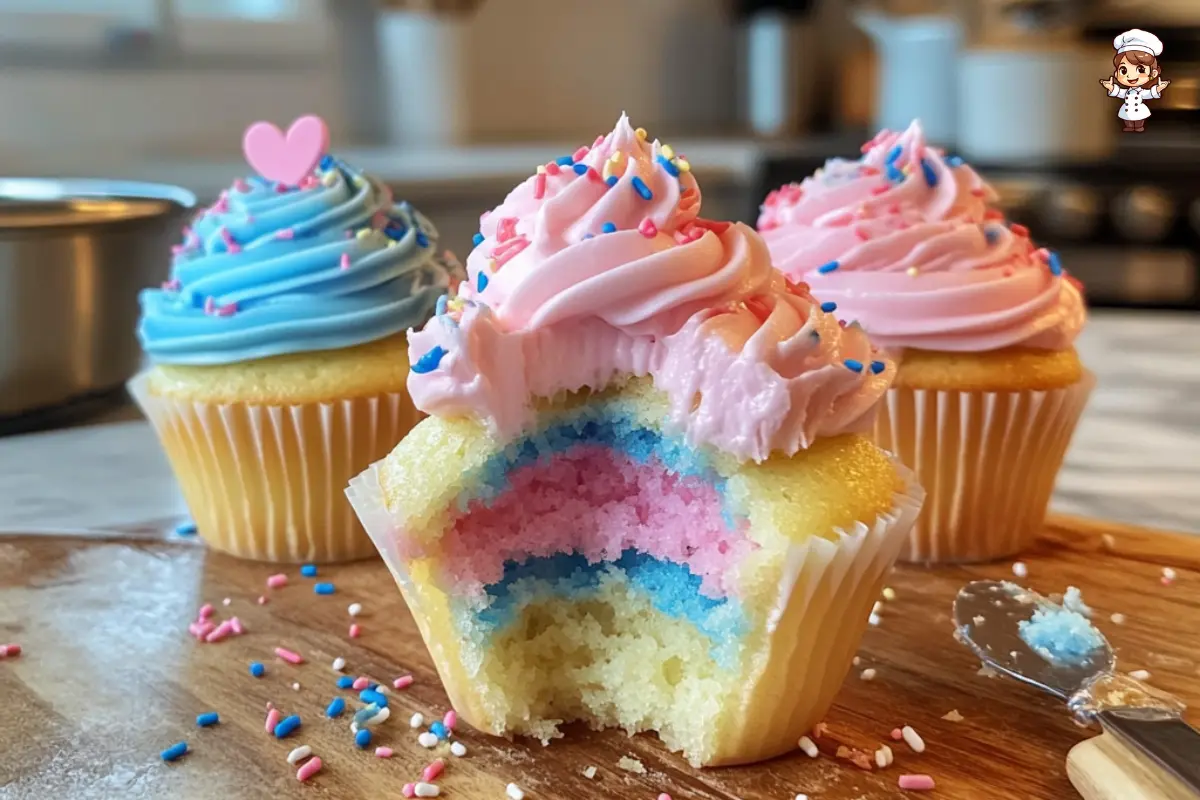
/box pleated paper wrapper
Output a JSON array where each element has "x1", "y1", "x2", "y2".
[
  {"x1": 346, "y1": 456, "x2": 924, "y2": 767},
  {"x1": 130, "y1": 372, "x2": 420, "y2": 563},
  {"x1": 876, "y1": 372, "x2": 1095, "y2": 565}
]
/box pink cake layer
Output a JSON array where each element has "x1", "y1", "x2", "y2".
[{"x1": 438, "y1": 446, "x2": 756, "y2": 599}]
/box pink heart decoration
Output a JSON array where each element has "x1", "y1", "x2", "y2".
[{"x1": 242, "y1": 115, "x2": 330, "y2": 187}]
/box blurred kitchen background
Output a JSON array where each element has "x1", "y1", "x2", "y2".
[{"x1": 3, "y1": 0, "x2": 1200, "y2": 432}]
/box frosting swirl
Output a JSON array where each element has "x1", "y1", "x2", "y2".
[
  {"x1": 139, "y1": 158, "x2": 459, "y2": 365},
  {"x1": 757, "y1": 121, "x2": 1086, "y2": 353},
  {"x1": 406, "y1": 116, "x2": 893, "y2": 462}
]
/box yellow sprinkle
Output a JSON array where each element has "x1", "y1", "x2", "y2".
[
  {"x1": 536, "y1": 165, "x2": 547, "y2": 174},
  {"x1": 902, "y1": 165, "x2": 912, "y2": 176},
  {"x1": 356, "y1": 228, "x2": 373, "y2": 240},
  {"x1": 487, "y1": 258, "x2": 498, "y2": 273},
  {"x1": 602, "y1": 160, "x2": 615, "y2": 181},
  {"x1": 322, "y1": 171, "x2": 338, "y2": 187},
  {"x1": 352, "y1": 176, "x2": 366, "y2": 188},
  {"x1": 677, "y1": 159, "x2": 691, "y2": 173},
  {"x1": 661, "y1": 144, "x2": 675, "y2": 160},
  {"x1": 635, "y1": 127, "x2": 647, "y2": 140},
  {"x1": 906, "y1": 267, "x2": 919, "y2": 277},
  {"x1": 386, "y1": 239, "x2": 398, "y2": 248},
  {"x1": 609, "y1": 151, "x2": 622, "y2": 163}
]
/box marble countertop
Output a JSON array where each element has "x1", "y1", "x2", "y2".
[{"x1": 1, "y1": 310, "x2": 1197, "y2": 537}]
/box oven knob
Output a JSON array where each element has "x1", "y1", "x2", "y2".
[
  {"x1": 1041, "y1": 185, "x2": 1101, "y2": 240},
  {"x1": 1111, "y1": 186, "x2": 1175, "y2": 243}
]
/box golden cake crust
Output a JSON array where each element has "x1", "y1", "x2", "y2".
[{"x1": 893, "y1": 346, "x2": 1083, "y2": 392}]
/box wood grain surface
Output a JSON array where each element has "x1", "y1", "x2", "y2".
[{"x1": 1, "y1": 515, "x2": 1198, "y2": 800}]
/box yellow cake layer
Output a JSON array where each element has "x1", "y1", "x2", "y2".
[
  {"x1": 146, "y1": 333, "x2": 412, "y2": 404},
  {"x1": 894, "y1": 346, "x2": 1083, "y2": 392}
]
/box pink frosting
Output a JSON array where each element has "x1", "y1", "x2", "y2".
[
  {"x1": 407, "y1": 115, "x2": 893, "y2": 462},
  {"x1": 757, "y1": 121, "x2": 1086, "y2": 353}
]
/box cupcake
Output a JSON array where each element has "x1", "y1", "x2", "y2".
[
  {"x1": 758, "y1": 121, "x2": 1090, "y2": 564},
  {"x1": 132, "y1": 115, "x2": 460, "y2": 563},
  {"x1": 346, "y1": 116, "x2": 923, "y2": 766}
]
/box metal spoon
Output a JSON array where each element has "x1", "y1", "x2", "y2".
[{"x1": 954, "y1": 580, "x2": 1200, "y2": 797}]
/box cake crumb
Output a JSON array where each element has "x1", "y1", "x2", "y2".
[
  {"x1": 1101, "y1": 533, "x2": 1116, "y2": 550},
  {"x1": 941, "y1": 709, "x2": 964, "y2": 722},
  {"x1": 852, "y1": 656, "x2": 862, "y2": 666},
  {"x1": 882, "y1": 587, "x2": 896, "y2": 601},
  {"x1": 582, "y1": 766, "x2": 597, "y2": 779},
  {"x1": 972, "y1": 615, "x2": 985, "y2": 626},
  {"x1": 1111, "y1": 613, "x2": 1126, "y2": 625},
  {"x1": 617, "y1": 756, "x2": 646, "y2": 774},
  {"x1": 860, "y1": 668, "x2": 877, "y2": 681},
  {"x1": 1012, "y1": 561, "x2": 1028, "y2": 578},
  {"x1": 1130, "y1": 669, "x2": 1151, "y2": 681},
  {"x1": 977, "y1": 664, "x2": 1000, "y2": 678}
]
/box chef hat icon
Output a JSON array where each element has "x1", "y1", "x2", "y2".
[{"x1": 1114, "y1": 28, "x2": 1163, "y2": 57}]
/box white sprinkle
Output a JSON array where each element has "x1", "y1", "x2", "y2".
[
  {"x1": 1111, "y1": 613, "x2": 1126, "y2": 625},
  {"x1": 1130, "y1": 669, "x2": 1152, "y2": 681},
  {"x1": 882, "y1": 587, "x2": 896, "y2": 601},
  {"x1": 582, "y1": 765, "x2": 596, "y2": 779},
  {"x1": 291, "y1": 682, "x2": 301, "y2": 691},
  {"x1": 972, "y1": 615, "x2": 985, "y2": 626},
  {"x1": 798, "y1": 735, "x2": 819, "y2": 758},
  {"x1": 418, "y1": 732, "x2": 439, "y2": 748},
  {"x1": 796, "y1": 795, "x2": 810, "y2": 800},
  {"x1": 450, "y1": 741, "x2": 467, "y2": 757},
  {"x1": 415, "y1": 783, "x2": 440, "y2": 797},
  {"x1": 875, "y1": 744, "x2": 893, "y2": 768},
  {"x1": 942, "y1": 709, "x2": 964, "y2": 722},
  {"x1": 506, "y1": 783, "x2": 525, "y2": 800},
  {"x1": 349, "y1": 602, "x2": 363, "y2": 617},
  {"x1": 1163, "y1": 567, "x2": 1177, "y2": 581},
  {"x1": 350, "y1": 722, "x2": 359, "y2": 733},
  {"x1": 872, "y1": 601, "x2": 884, "y2": 615},
  {"x1": 852, "y1": 656, "x2": 861, "y2": 666},
  {"x1": 1012, "y1": 562, "x2": 1028, "y2": 578},
  {"x1": 410, "y1": 713, "x2": 425, "y2": 729},
  {"x1": 332, "y1": 657, "x2": 346, "y2": 671},
  {"x1": 868, "y1": 613, "x2": 882, "y2": 626},
  {"x1": 286, "y1": 745, "x2": 312, "y2": 765},
  {"x1": 860, "y1": 668, "x2": 877, "y2": 681},
  {"x1": 363, "y1": 706, "x2": 391, "y2": 727},
  {"x1": 902, "y1": 725, "x2": 926, "y2": 753},
  {"x1": 222, "y1": 598, "x2": 232, "y2": 606}
]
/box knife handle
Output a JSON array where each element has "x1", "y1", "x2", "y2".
[
  {"x1": 1068, "y1": 732, "x2": 1198, "y2": 800},
  {"x1": 1096, "y1": 709, "x2": 1200, "y2": 796}
]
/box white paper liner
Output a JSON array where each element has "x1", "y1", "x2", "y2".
[
  {"x1": 876, "y1": 372, "x2": 1095, "y2": 564},
  {"x1": 130, "y1": 371, "x2": 419, "y2": 563},
  {"x1": 346, "y1": 453, "x2": 924, "y2": 766}
]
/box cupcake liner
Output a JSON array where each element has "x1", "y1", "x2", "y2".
[
  {"x1": 875, "y1": 372, "x2": 1095, "y2": 565},
  {"x1": 131, "y1": 371, "x2": 420, "y2": 563},
  {"x1": 347, "y1": 456, "x2": 924, "y2": 766}
]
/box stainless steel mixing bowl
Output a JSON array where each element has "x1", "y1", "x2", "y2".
[{"x1": 0, "y1": 178, "x2": 196, "y2": 417}]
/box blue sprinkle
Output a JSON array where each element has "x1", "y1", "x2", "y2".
[
  {"x1": 336, "y1": 675, "x2": 355, "y2": 690},
  {"x1": 415, "y1": 231, "x2": 429, "y2": 248},
  {"x1": 582, "y1": 233, "x2": 595, "y2": 240},
  {"x1": 477, "y1": 270, "x2": 489, "y2": 292},
  {"x1": 326, "y1": 697, "x2": 346, "y2": 718},
  {"x1": 555, "y1": 155, "x2": 574, "y2": 166},
  {"x1": 605, "y1": 175, "x2": 619, "y2": 188},
  {"x1": 1048, "y1": 251, "x2": 1063, "y2": 276},
  {"x1": 319, "y1": 154, "x2": 335, "y2": 170},
  {"x1": 572, "y1": 163, "x2": 588, "y2": 175},
  {"x1": 817, "y1": 261, "x2": 840, "y2": 274},
  {"x1": 429, "y1": 721, "x2": 448, "y2": 740},
  {"x1": 354, "y1": 728, "x2": 372, "y2": 749},
  {"x1": 601, "y1": 222, "x2": 617, "y2": 234},
  {"x1": 886, "y1": 165, "x2": 905, "y2": 183},
  {"x1": 844, "y1": 359, "x2": 864, "y2": 373},
  {"x1": 383, "y1": 223, "x2": 408, "y2": 241},
  {"x1": 367, "y1": 683, "x2": 379, "y2": 691},
  {"x1": 921, "y1": 158, "x2": 938, "y2": 188},
  {"x1": 472, "y1": 232, "x2": 484, "y2": 246},
  {"x1": 174, "y1": 521, "x2": 197, "y2": 536},
  {"x1": 249, "y1": 662, "x2": 265, "y2": 678},
  {"x1": 885, "y1": 145, "x2": 903, "y2": 164},
  {"x1": 196, "y1": 712, "x2": 219, "y2": 727},
  {"x1": 314, "y1": 582, "x2": 335, "y2": 595},
  {"x1": 435, "y1": 294, "x2": 448, "y2": 316},
  {"x1": 631, "y1": 176, "x2": 653, "y2": 200},
  {"x1": 273, "y1": 715, "x2": 302, "y2": 739},
  {"x1": 820, "y1": 301, "x2": 837, "y2": 313},
  {"x1": 657, "y1": 155, "x2": 680, "y2": 177},
  {"x1": 300, "y1": 564, "x2": 317, "y2": 578},
  {"x1": 411, "y1": 346, "x2": 447, "y2": 375},
  {"x1": 984, "y1": 226, "x2": 1000, "y2": 245},
  {"x1": 160, "y1": 742, "x2": 188, "y2": 762},
  {"x1": 870, "y1": 360, "x2": 886, "y2": 375},
  {"x1": 947, "y1": 155, "x2": 965, "y2": 167},
  {"x1": 359, "y1": 689, "x2": 388, "y2": 708}
]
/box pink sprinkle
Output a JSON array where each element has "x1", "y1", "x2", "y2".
[
  {"x1": 349, "y1": 624, "x2": 362, "y2": 639},
  {"x1": 1, "y1": 643, "x2": 22, "y2": 658},
  {"x1": 1003, "y1": 268, "x2": 1014, "y2": 278},
  {"x1": 352, "y1": 677, "x2": 370, "y2": 691},
  {"x1": 171, "y1": 244, "x2": 185, "y2": 255},
  {"x1": 219, "y1": 226, "x2": 239, "y2": 251},
  {"x1": 593, "y1": 134, "x2": 605, "y2": 147},
  {"x1": 193, "y1": 621, "x2": 215, "y2": 641},
  {"x1": 204, "y1": 296, "x2": 216, "y2": 315},
  {"x1": 276, "y1": 228, "x2": 295, "y2": 240},
  {"x1": 340, "y1": 253, "x2": 351, "y2": 270},
  {"x1": 402, "y1": 783, "x2": 416, "y2": 798},
  {"x1": 659, "y1": 795, "x2": 673, "y2": 800},
  {"x1": 393, "y1": 675, "x2": 414, "y2": 690},
  {"x1": 544, "y1": 162, "x2": 561, "y2": 176},
  {"x1": 215, "y1": 302, "x2": 238, "y2": 317},
  {"x1": 233, "y1": 178, "x2": 251, "y2": 192},
  {"x1": 257, "y1": 596, "x2": 268, "y2": 605},
  {"x1": 1035, "y1": 247, "x2": 1051, "y2": 262},
  {"x1": 161, "y1": 278, "x2": 181, "y2": 291},
  {"x1": 205, "y1": 620, "x2": 234, "y2": 643},
  {"x1": 891, "y1": 728, "x2": 904, "y2": 740},
  {"x1": 871, "y1": 185, "x2": 890, "y2": 195},
  {"x1": 276, "y1": 183, "x2": 289, "y2": 194},
  {"x1": 497, "y1": 217, "x2": 518, "y2": 243},
  {"x1": 856, "y1": 228, "x2": 870, "y2": 241},
  {"x1": 267, "y1": 574, "x2": 288, "y2": 589},
  {"x1": 423, "y1": 759, "x2": 445, "y2": 781},
  {"x1": 971, "y1": 187, "x2": 986, "y2": 197},
  {"x1": 230, "y1": 617, "x2": 245, "y2": 635},
  {"x1": 296, "y1": 756, "x2": 323, "y2": 782},
  {"x1": 899, "y1": 774, "x2": 936, "y2": 791},
  {"x1": 861, "y1": 165, "x2": 881, "y2": 176},
  {"x1": 492, "y1": 236, "x2": 530, "y2": 269},
  {"x1": 265, "y1": 708, "x2": 282, "y2": 734},
  {"x1": 638, "y1": 218, "x2": 658, "y2": 238},
  {"x1": 212, "y1": 194, "x2": 230, "y2": 214},
  {"x1": 1010, "y1": 223, "x2": 1029, "y2": 237},
  {"x1": 573, "y1": 146, "x2": 591, "y2": 161},
  {"x1": 586, "y1": 167, "x2": 604, "y2": 184},
  {"x1": 300, "y1": 175, "x2": 320, "y2": 190},
  {"x1": 275, "y1": 647, "x2": 304, "y2": 665},
  {"x1": 198, "y1": 604, "x2": 215, "y2": 620},
  {"x1": 984, "y1": 209, "x2": 1005, "y2": 221},
  {"x1": 533, "y1": 172, "x2": 547, "y2": 200},
  {"x1": 443, "y1": 710, "x2": 457, "y2": 730},
  {"x1": 375, "y1": 747, "x2": 394, "y2": 758}
]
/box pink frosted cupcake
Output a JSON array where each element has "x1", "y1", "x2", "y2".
[{"x1": 758, "y1": 121, "x2": 1091, "y2": 564}]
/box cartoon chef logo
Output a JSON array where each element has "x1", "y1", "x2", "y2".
[{"x1": 1100, "y1": 29, "x2": 1170, "y2": 133}]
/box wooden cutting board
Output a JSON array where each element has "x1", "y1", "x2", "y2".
[{"x1": 1, "y1": 515, "x2": 1198, "y2": 800}]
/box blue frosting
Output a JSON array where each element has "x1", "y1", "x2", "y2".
[
  {"x1": 138, "y1": 158, "x2": 457, "y2": 365},
  {"x1": 473, "y1": 551, "x2": 746, "y2": 666}
]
